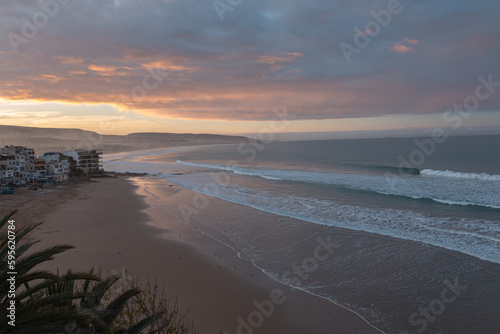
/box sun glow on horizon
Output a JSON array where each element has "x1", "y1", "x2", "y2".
[{"x1": 1, "y1": 99, "x2": 500, "y2": 138}]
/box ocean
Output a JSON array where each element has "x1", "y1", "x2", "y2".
[{"x1": 103, "y1": 135, "x2": 500, "y2": 334}]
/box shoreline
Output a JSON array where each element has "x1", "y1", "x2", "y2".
[
  {"x1": 14, "y1": 176, "x2": 379, "y2": 333},
  {"x1": 4, "y1": 173, "x2": 499, "y2": 333},
  {"x1": 132, "y1": 176, "x2": 384, "y2": 333}
]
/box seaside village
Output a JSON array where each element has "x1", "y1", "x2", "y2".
[{"x1": 0, "y1": 145, "x2": 102, "y2": 193}]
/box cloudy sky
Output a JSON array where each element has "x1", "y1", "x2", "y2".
[{"x1": 0, "y1": 0, "x2": 499, "y2": 136}]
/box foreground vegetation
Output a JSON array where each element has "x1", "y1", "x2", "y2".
[{"x1": 0, "y1": 211, "x2": 196, "y2": 334}]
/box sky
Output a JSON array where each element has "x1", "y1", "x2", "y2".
[{"x1": 0, "y1": 0, "x2": 499, "y2": 138}]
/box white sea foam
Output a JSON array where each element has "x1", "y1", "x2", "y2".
[
  {"x1": 176, "y1": 160, "x2": 500, "y2": 209},
  {"x1": 104, "y1": 147, "x2": 190, "y2": 161},
  {"x1": 176, "y1": 160, "x2": 236, "y2": 171},
  {"x1": 421, "y1": 169, "x2": 500, "y2": 181},
  {"x1": 159, "y1": 172, "x2": 500, "y2": 264},
  {"x1": 103, "y1": 153, "x2": 500, "y2": 264},
  {"x1": 112, "y1": 146, "x2": 498, "y2": 334}
]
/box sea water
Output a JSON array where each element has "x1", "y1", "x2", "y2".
[{"x1": 103, "y1": 135, "x2": 500, "y2": 333}]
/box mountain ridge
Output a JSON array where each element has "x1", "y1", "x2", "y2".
[{"x1": 0, "y1": 124, "x2": 252, "y2": 153}]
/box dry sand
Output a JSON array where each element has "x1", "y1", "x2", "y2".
[{"x1": 1, "y1": 177, "x2": 380, "y2": 334}]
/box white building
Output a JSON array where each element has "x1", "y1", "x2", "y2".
[
  {"x1": 39, "y1": 152, "x2": 64, "y2": 164},
  {"x1": 0, "y1": 156, "x2": 15, "y2": 180},
  {"x1": 64, "y1": 149, "x2": 103, "y2": 174},
  {"x1": 39, "y1": 152, "x2": 70, "y2": 183},
  {"x1": 24, "y1": 159, "x2": 47, "y2": 183},
  {"x1": 0, "y1": 145, "x2": 35, "y2": 184},
  {"x1": 0, "y1": 145, "x2": 102, "y2": 184}
]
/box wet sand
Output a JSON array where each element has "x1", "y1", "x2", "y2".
[{"x1": 3, "y1": 177, "x2": 380, "y2": 334}]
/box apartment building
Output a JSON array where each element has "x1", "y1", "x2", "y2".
[
  {"x1": 64, "y1": 150, "x2": 103, "y2": 174},
  {"x1": 0, "y1": 145, "x2": 103, "y2": 185}
]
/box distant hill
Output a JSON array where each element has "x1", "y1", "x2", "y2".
[
  {"x1": 0, "y1": 125, "x2": 100, "y2": 141},
  {"x1": 0, "y1": 125, "x2": 252, "y2": 154},
  {"x1": 106, "y1": 132, "x2": 250, "y2": 144}
]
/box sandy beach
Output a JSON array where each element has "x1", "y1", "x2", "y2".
[{"x1": 1, "y1": 177, "x2": 380, "y2": 334}]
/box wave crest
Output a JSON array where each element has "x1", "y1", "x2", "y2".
[{"x1": 421, "y1": 169, "x2": 500, "y2": 181}]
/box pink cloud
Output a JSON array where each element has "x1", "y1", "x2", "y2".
[
  {"x1": 390, "y1": 38, "x2": 419, "y2": 53},
  {"x1": 391, "y1": 44, "x2": 413, "y2": 53}
]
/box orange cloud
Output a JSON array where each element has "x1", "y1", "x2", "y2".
[
  {"x1": 38, "y1": 74, "x2": 65, "y2": 83},
  {"x1": 254, "y1": 52, "x2": 303, "y2": 75},
  {"x1": 55, "y1": 55, "x2": 86, "y2": 65},
  {"x1": 88, "y1": 64, "x2": 132, "y2": 77},
  {"x1": 391, "y1": 44, "x2": 413, "y2": 53},
  {"x1": 255, "y1": 52, "x2": 303, "y2": 64},
  {"x1": 142, "y1": 59, "x2": 193, "y2": 72},
  {"x1": 88, "y1": 64, "x2": 118, "y2": 72},
  {"x1": 68, "y1": 70, "x2": 87, "y2": 76},
  {"x1": 390, "y1": 38, "x2": 419, "y2": 53}
]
